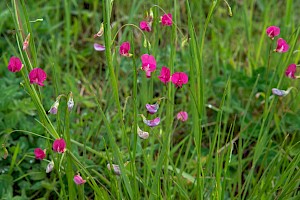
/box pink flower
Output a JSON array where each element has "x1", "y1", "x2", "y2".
[
  {"x1": 158, "y1": 66, "x2": 171, "y2": 84},
  {"x1": 140, "y1": 21, "x2": 151, "y2": 32},
  {"x1": 161, "y1": 13, "x2": 172, "y2": 26},
  {"x1": 94, "y1": 43, "x2": 105, "y2": 51},
  {"x1": 52, "y1": 138, "x2": 66, "y2": 153},
  {"x1": 141, "y1": 54, "x2": 157, "y2": 78},
  {"x1": 143, "y1": 117, "x2": 160, "y2": 127},
  {"x1": 171, "y1": 72, "x2": 188, "y2": 87},
  {"x1": 8, "y1": 56, "x2": 23, "y2": 72},
  {"x1": 29, "y1": 68, "x2": 47, "y2": 86},
  {"x1": 177, "y1": 111, "x2": 188, "y2": 122},
  {"x1": 275, "y1": 38, "x2": 289, "y2": 53},
  {"x1": 145, "y1": 103, "x2": 159, "y2": 114},
  {"x1": 74, "y1": 175, "x2": 86, "y2": 185},
  {"x1": 266, "y1": 26, "x2": 280, "y2": 39},
  {"x1": 137, "y1": 126, "x2": 149, "y2": 139},
  {"x1": 119, "y1": 41, "x2": 131, "y2": 57},
  {"x1": 107, "y1": 163, "x2": 121, "y2": 175},
  {"x1": 34, "y1": 148, "x2": 46, "y2": 160},
  {"x1": 285, "y1": 64, "x2": 296, "y2": 79}
]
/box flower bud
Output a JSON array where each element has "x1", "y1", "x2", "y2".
[
  {"x1": 48, "y1": 100, "x2": 59, "y2": 114},
  {"x1": 46, "y1": 160, "x2": 54, "y2": 173},
  {"x1": 67, "y1": 92, "x2": 74, "y2": 111}
]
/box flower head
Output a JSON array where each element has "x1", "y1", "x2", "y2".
[
  {"x1": 119, "y1": 42, "x2": 131, "y2": 57},
  {"x1": 46, "y1": 160, "x2": 54, "y2": 173},
  {"x1": 8, "y1": 56, "x2": 23, "y2": 73},
  {"x1": 171, "y1": 72, "x2": 188, "y2": 87},
  {"x1": 177, "y1": 111, "x2": 188, "y2": 122},
  {"x1": 52, "y1": 138, "x2": 66, "y2": 153},
  {"x1": 141, "y1": 114, "x2": 160, "y2": 127},
  {"x1": 158, "y1": 66, "x2": 171, "y2": 84},
  {"x1": 67, "y1": 92, "x2": 74, "y2": 111},
  {"x1": 161, "y1": 13, "x2": 172, "y2": 26},
  {"x1": 29, "y1": 68, "x2": 47, "y2": 86},
  {"x1": 141, "y1": 54, "x2": 157, "y2": 78},
  {"x1": 107, "y1": 163, "x2": 121, "y2": 175},
  {"x1": 285, "y1": 64, "x2": 297, "y2": 79},
  {"x1": 34, "y1": 148, "x2": 46, "y2": 160},
  {"x1": 140, "y1": 21, "x2": 151, "y2": 32},
  {"x1": 49, "y1": 100, "x2": 59, "y2": 114},
  {"x1": 266, "y1": 26, "x2": 280, "y2": 39},
  {"x1": 74, "y1": 175, "x2": 86, "y2": 185},
  {"x1": 275, "y1": 38, "x2": 289, "y2": 53},
  {"x1": 94, "y1": 43, "x2": 105, "y2": 51},
  {"x1": 272, "y1": 88, "x2": 288, "y2": 97},
  {"x1": 137, "y1": 126, "x2": 149, "y2": 139},
  {"x1": 145, "y1": 103, "x2": 159, "y2": 114}
]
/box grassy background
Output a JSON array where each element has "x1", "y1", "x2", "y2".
[{"x1": 1, "y1": 0, "x2": 300, "y2": 199}]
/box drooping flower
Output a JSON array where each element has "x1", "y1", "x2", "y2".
[
  {"x1": 52, "y1": 138, "x2": 66, "y2": 153},
  {"x1": 7, "y1": 56, "x2": 23, "y2": 73},
  {"x1": 48, "y1": 100, "x2": 60, "y2": 114},
  {"x1": 94, "y1": 43, "x2": 105, "y2": 51},
  {"x1": 141, "y1": 114, "x2": 160, "y2": 127},
  {"x1": 93, "y1": 23, "x2": 104, "y2": 38},
  {"x1": 285, "y1": 64, "x2": 296, "y2": 79},
  {"x1": 177, "y1": 111, "x2": 188, "y2": 122},
  {"x1": 158, "y1": 66, "x2": 171, "y2": 84},
  {"x1": 145, "y1": 103, "x2": 159, "y2": 114},
  {"x1": 46, "y1": 160, "x2": 54, "y2": 173},
  {"x1": 137, "y1": 126, "x2": 149, "y2": 139},
  {"x1": 119, "y1": 42, "x2": 132, "y2": 57},
  {"x1": 34, "y1": 148, "x2": 46, "y2": 160},
  {"x1": 74, "y1": 174, "x2": 86, "y2": 185},
  {"x1": 266, "y1": 26, "x2": 280, "y2": 39},
  {"x1": 272, "y1": 88, "x2": 292, "y2": 97},
  {"x1": 107, "y1": 163, "x2": 121, "y2": 175},
  {"x1": 67, "y1": 92, "x2": 74, "y2": 111},
  {"x1": 141, "y1": 54, "x2": 157, "y2": 78},
  {"x1": 171, "y1": 72, "x2": 188, "y2": 87},
  {"x1": 29, "y1": 68, "x2": 47, "y2": 86},
  {"x1": 23, "y1": 33, "x2": 30, "y2": 50},
  {"x1": 140, "y1": 21, "x2": 151, "y2": 32},
  {"x1": 161, "y1": 13, "x2": 172, "y2": 26},
  {"x1": 275, "y1": 38, "x2": 289, "y2": 53}
]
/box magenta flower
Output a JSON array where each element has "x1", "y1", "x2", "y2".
[
  {"x1": 74, "y1": 175, "x2": 86, "y2": 185},
  {"x1": 94, "y1": 43, "x2": 105, "y2": 51},
  {"x1": 285, "y1": 64, "x2": 296, "y2": 79},
  {"x1": 161, "y1": 13, "x2": 172, "y2": 26},
  {"x1": 34, "y1": 148, "x2": 46, "y2": 160},
  {"x1": 52, "y1": 138, "x2": 66, "y2": 153},
  {"x1": 177, "y1": 111, "x2": 188, "y2": 122},
  {"x1": 29, "y1": 68, "x2": 47, "y2": 86},
  {"x1": 275, "y1": 38, "x2": 289, "y2": 53},
  {"x1": 266, "y1": 26, "x2": 280, "y2": 39},
  {"x1": 145, "y1": 103, "x2": 159, "y2": 114},
  {"x1": 8, "y1": 56, "x2": 23, "y2": 73},
  {"x1": 119, "y1": 41, "x2": 131, "y2": 57},
  {"x1": 140, "y1": 21, "x2": 151, "y2": 32},
  {"x1": 171, "y1": 72, "x2": 188, "y2": 87},
  {"x1": 141, "y1": 115, "x2": 160, "y2": 127},
  {"x1": 158, "y1": 66, "x2": 171, "y2": 84},
  {"x1": 141, "y1": 54, "x2": 157, "y2": 78}
]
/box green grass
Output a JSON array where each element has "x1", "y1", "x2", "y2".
[{"x1": 1, "y1": 0, "x2": 300, "y2": 199}]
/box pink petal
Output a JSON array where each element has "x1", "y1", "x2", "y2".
[{"x1": 94, "y1": 43, "x2": 105, "y2": 51}]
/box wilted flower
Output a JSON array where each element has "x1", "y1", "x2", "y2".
[
  {"x1": 94, "y1": 43, "x2": 105, "y2": 51},
  {"x1": 48, "y1": 100, "x2": 59, "y2": 114},
  {"x1": 34, "y1": 148, "x2": 46, "y2": 160},
  {"x1": 140, "y1": 21, "x2": 151, "y2": 32},
  {"x1": 141, "y1": 54, "x2": 157, "y2": 78},
  {"x1": 266, "y1": 26, "x2": 280, "y2": 39},
  {"x1": 74, "y1": 174, "x2": 86, "y2": 185},
  {"x1": 177, "y1": 111, "x2": 188, "y2": 122},
  {"x1": 285, "y1": 64, "x2": 296, "y2": 79},
  {"x1": 52, "y1": 138, "x2": 66, "y2": 153},
  {"x1": 137, "y1": 126, "x2": 149, "y2": 139},
  {"x1": 67, "y1": 92, "x2": 74, "y2": 111},
  {"x1": 275, "y1": 38, "x2": 289, "y2": 53},
  {"x1": 161, "y1": 13, "x2": 172, "y2": 26},
  {"x1": 46, "y1": 160, "x2": 54, "y2": 173},
  {"x1": 141, "y1": 114, "x2": 160, "y2": 127},
  {"x1": 119, "y1": 42, "x2": 132, "y2": 57},
  {"x1": 7, "y1": 56, "x2": 23, "y2": 73},
  {"x1": 93, "y1": 23, "x2": 104, "y2": 38},
  {"x1": 29, "y1": 68, "x2": 47, "y2": 86},
  {"x1": 158, "y1": 66, "x2": 171, "y2": 84},
  {"x1": 145, "y1": 103, "x2": 159, "y2": 114},
  {"x1": 271, "y1": 88, "x2": 293, "y2": 97},
  {"x1": 23, "y1": 33, "x2": 30, "y2": 50},
  {"x1": 107, "y1": 163, "x2": 121, "y2": 175},
  {"x1": 171, "y1": 72, "x2": 188, "y2": 87}
]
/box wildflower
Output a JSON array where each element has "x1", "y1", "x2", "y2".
[
  {"x1": 177, "y1": 111, "x2": 188, "y2": 122},
  {"x1": 145, "y1": 103, "x2": 159, "y2": 114},
  {"x1": 141, "y1": 114, "x2": 160, "y2": 127},
  {"x1": 140, "y1": 21, "x2": 151, "y2": 32},
  {"x1": 48, "y1": 100, "x2": 59, "y2": 114},
  {"x1": 158, "y1": 66, "x2": 171, "y2": 84},
  {"x1": 285, "y1": 64, "x2": 296, "y2": 79},
  {"x1": 23, "y1": 33, "x2": 30, "y2": 50},
  {"x1": 137, "y1": 126, "x2": 149, "y2": 139},
  {"x1": 29, "y1": 68, "x2": 47, "y2": 86},
  {"x1": 271, "y1": 88, "x2": 294, "y2": 97},
  {"x1": 171, "y1": 72, "x2": 188, "y2": 87},
  {"x1": 46, "y1": 160, "x2": 54, "y2": 173},
  {"x1": 107, "y1": 163, "x2": 121, "y2": 175},
  {"x1": 275, "y1": 38, "x2": 289, "y2": 53},
  {"x1": 161, "y1": 13, "x2": 172, "y2": 26},
  {"x1": 34, "y1": 148, "x2": 46, "y2": 160},
  {"x1": 94, "y1": 43, "x2": 105, "y2": 51},
  {"x1": 67, "y1": 92, "x2": 74, "y2": 111},
  {"x1": 52, "y1": 138, "x2": 66, "y2": 153},
  {"x1": 266, "y1": 26, "x2": 280, "y2": 39},
  {"x1": 93, "y1": 23, "x2": 104, "y2": 38},
  {"x1": 7, "y1": 56, "x2": 23, "y2": 72},
  {"x1": 74, "y1": 174, "x2": 86, "y2": 185},
  {"x1": 141, "y1": 54, "x2": 157, "y2": 78},
  {"x1": 119, "y1": 42, "x2": 132, "y2": 57}
]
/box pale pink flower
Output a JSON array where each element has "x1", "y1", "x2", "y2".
[
  {"x1": 177, "y1": 111, "x2": 188, "y2": 122},
  {"x1": 74, "y1": 175, "x2": 86, "y2": 185},
  {"x1": 94, "y1": 43, "x2": 105, "y2": 51}
]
